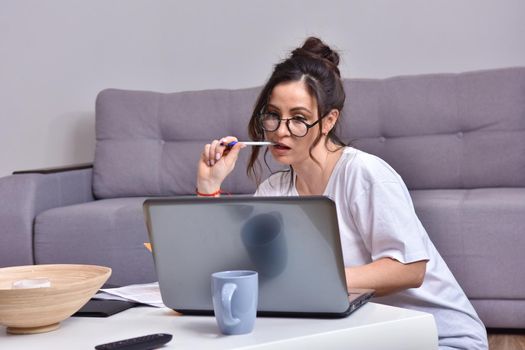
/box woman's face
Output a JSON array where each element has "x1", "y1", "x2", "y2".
[{"x1": 264, "y1": 80, "x2": 321, "y2": 166}]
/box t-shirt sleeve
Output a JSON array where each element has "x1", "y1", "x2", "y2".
[{"x1": 350, "y1": 181, "x2": 430, "y2": 264}]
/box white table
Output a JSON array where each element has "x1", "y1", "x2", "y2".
[{"x1": 1, "y1": 302, "x2": 438, "y2": 349}]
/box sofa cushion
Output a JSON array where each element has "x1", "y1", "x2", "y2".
[
  {"x1": 411, "y1": 187, "x2": 525, "y2": 300},
  {"x1": 34, "y1": 198, "x2": 155, "y2": 286},
  {"x1": 471, "y1": 299, "x2": 525, "y2": 329}
]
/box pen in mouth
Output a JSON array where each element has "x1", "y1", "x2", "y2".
[{"x1": 221, "y1": 141, "x2": 275, "y2": 147}]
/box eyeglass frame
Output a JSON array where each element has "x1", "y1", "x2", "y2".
[{"x1": 258, "y1": 112, "x2": 328, "y2": 137}]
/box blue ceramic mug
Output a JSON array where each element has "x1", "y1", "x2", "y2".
[{"x1": 211, "y1": 270, "x2": 258, "y2": 335}]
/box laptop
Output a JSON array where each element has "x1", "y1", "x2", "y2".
[{"x1": 143, "y1": 196, "x2": 374, "y2": 318}]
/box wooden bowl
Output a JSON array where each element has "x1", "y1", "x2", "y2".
[{"x1": 0, "y1": 264, "x2": 111, "y2": 334}]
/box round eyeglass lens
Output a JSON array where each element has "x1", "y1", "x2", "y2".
[
  {"x1": 288, "y1": 119, "x2": 308, "y2": 136},
  {"x1": 261, "y1": 114, "x2": 280, "y2": 131}
]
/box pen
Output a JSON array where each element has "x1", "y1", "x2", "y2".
[{"x1": 221, "y1": 141, "x2": 274, "y2": 147}]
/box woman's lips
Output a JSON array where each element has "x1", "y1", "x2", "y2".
[
  {"x1": 271, "y1": 142, "x2": 291, "y2": 155},
  {"x1": 272, "y1": 142, "x2": 291, "y2": 150}
]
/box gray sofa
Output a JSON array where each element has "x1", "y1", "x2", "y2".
[{"x1": 1, "y1": 67, "x2": 524, "y2": 329}]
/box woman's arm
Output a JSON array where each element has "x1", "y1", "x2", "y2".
[{"x1": 345, "y1": 258, "x2": 427, "y2": 297}]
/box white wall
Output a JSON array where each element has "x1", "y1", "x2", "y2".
[{"x1": 1, "y1": 0, "x2": 524, "y2": 177}]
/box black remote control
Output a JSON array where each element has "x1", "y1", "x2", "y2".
[{"x1": 94, "y1": 333, "x2": 173, "y2": 350}]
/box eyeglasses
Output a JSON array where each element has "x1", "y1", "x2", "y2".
[{"x1": 259, "y1": 112, "x2": 323, "y2": 137}]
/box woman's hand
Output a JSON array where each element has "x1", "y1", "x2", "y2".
[{"x1": 196, "y1": 136, "x2": 246, "y2": 194}]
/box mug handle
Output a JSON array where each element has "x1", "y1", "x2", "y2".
[{"x1": 221, "y1": 283, "x2": 241, "y2": 326}]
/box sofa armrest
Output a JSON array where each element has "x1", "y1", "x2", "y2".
[
  {"x1": 0, "y1": 166, "x2": 95, "y2": 267},
  {"x1": 12, "y1": 162, "x2": 93, "y2": 175}
]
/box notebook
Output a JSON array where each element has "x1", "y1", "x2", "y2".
[{"x1": 143, "y1": 196, "x2": 374, "y2": 318}]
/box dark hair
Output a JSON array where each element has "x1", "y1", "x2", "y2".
[{"x1": 247, "y1": 37, "x2": 346, "y2": 185}]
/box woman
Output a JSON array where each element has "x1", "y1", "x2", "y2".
[{"x1": 196, "y1": 37, "x2": 488, "y2": 350}]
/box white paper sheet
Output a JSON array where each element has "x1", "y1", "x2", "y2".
[{"x1": 93, "y1": 282, "x2": 165, "y2": 308}]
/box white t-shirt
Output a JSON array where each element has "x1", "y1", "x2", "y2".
[{"x1": 254, "y1": 147, "x2": 488, "y2": 350}]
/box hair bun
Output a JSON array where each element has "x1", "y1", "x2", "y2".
[{"x1": 291, "y1": 37, "x2": 340, "y2": 76}]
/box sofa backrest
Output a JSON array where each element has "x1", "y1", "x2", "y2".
[
  {"x1": 93, "y1": 87, "x2": 274, "y2": 199},
  {"x1": 343, "y1": 67, "x2": 525, "y2": 190},
  {"x1": 93, "y1": 67, "x2": 525, "y2": 199}
]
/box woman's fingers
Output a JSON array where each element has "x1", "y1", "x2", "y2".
[
  {"x1": 203, "y1": 139, "x2": 223, "y2": 167},
  {"x1": 203, "y1": 143, "x2": 212, "y2": 166},
  {"x1": 223, "y1": 142, "x2": 245, "y2": 167},
  {"x1": 219, "y1": 136, "x2": 239, "y2": 147},
  {"x1": 202, "y1": 136, "x2": 241, "y2": 168},
  {"x1": 208, "y1": 140, "x2": 220, "y2": 166}
]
